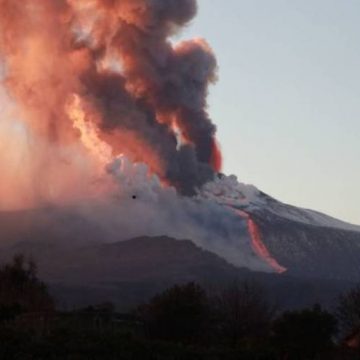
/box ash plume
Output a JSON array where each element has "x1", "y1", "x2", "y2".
[
  {"x1": 0, "y1": 1, "x2": 283, "y2": 273},
  {"x1": 0, "y1": 0, "x2": 220, "y2": 201}
]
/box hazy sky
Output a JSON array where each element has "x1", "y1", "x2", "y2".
[{"x1": 179, "y1": 0, "x2": 360, "y2": 225}]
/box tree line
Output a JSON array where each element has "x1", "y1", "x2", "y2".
[{"x1": 0, "y1": 255, "x2": 360, "y2": 359}]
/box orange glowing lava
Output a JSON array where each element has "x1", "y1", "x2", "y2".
[
  {"x1": 211, "y1": 139, "x2": 222, "y2": 172},
  {"x1": 234, "y1": 209, "x2": 287, "y2": 274}
]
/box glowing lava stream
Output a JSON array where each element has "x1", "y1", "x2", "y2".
[{"x1": 233, "y1": 208, "x2": 287, "y2": 274}]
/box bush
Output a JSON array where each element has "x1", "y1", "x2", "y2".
[
  {"x1": 213, "y1": 281, "x2": 275, "y2": 346},
  {"x1": 336, "y1": 285, "x2": 360, "y2": 338},
  {"x1": 272, "y1": 305, "x2": 337, "y2": 359},
  {"x1": 0, "y1": 254, "x2": 54, "y2": 315},
  {"x1": 138, "y1": 282, "x2": 209, "y2": 344}
]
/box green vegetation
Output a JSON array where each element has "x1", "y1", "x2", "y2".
[{"x1": 0, "y1": 256, "x2": 359, "y2": 359}]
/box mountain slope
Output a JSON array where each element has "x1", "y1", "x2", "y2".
[
  {"x1": 200, "y1": 176, "x2": 360, "y2": 279},
  {"x1": 0, "y1": 234, "x2": 253, "y2": 309},
  {"x1": 0, "y1": 186, "x2": 360, "y2": 282},
  {"x1": 243, "y1": 192, "x2": 360, "y2": 281},
  {"x1": 3, "y1": 234, "x2": 354, "y2": 311},
  {"x1": 251, "y1": 192, "x2": 360, "y2": 232}
]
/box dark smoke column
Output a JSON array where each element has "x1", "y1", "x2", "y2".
[
  {"x1": 0, "y1": 0, "x2": 222, "y2": 196},
  {"x1": 92, "y1": 0, "x2": 222, "y2": 194}
]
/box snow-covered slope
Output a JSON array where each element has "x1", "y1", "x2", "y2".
[
  {"x1": 201, "y1": 175, "x2": 360, "y2": 281},
  {"x1": 201, "y1": 174, "x2": 360, "y2": 232},
  {"x1": 245, "y1": 193, "x2": 360, "y2": 281},
  {"x1": 249, "y1": 192, "x2": 360, "y2": 233}
]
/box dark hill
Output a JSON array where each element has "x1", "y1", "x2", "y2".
[{"x1": 0, "y1": 234, "x2": 354, "y2": 311}]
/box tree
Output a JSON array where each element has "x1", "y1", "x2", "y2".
[
  {"x1": 138, "y1": 282, "x2": 209, "y2": 344},
  {"x1": 336, "y1": 285, "x2": 360, "y2": 338},
  {"x1": 0, "y1": 254, "x2": 54, "y2": 320},
  {"x1": 214, "y1": 281, "x2": 275, "y2": 346},
  {"x1": 272, "y1": 305, "x2": 337, "y2": 360}
]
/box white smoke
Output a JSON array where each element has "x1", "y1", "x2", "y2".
[
  {"x1": 74, "y1": 156, "x2": 272, "y2": 273},
  {"x1": 198, "y1": 174, "x2": 261, "y2": 207}
]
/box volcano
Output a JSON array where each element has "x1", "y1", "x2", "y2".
[
  {"x1": 0, "y1": 0, "x2": 358, "y2": 310},
  {"x1": 0, "y1": 184, "x2": 358, "y2": 309}
]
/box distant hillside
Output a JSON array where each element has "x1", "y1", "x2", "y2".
[
  {"x1": 1, "y1": 235, "x2": 247, "y2": 309},
  {"x1": 15, "y1": 236, "x2": 244, "y2": 284},
  {"x1": 0, "y1": 234, "x2": 354, "y2": 311}
]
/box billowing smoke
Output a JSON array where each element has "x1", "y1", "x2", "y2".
[
  {"x1": 0, "y1": 0, "x2": 220, "y2": 203},
  {"x1": 73, "y1": 157, "x2": 274, "y2": 273}
]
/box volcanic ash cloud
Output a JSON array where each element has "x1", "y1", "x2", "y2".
[{"x1": 0, "y1": 0, "x2": 221, "y2": 208}]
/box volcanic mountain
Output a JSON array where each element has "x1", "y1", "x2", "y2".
[
  {"x1": 0, "y1": 185, "x2": 359, "y2": 309},
  {"x1": 0, "y1": 0, "x2": 357, "y2": 311}
]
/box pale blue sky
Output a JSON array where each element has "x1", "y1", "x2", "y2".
[{"x1": 180, "y1": 0, "x2": 360, "y2": 225}]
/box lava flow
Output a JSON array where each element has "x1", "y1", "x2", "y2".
[{"x1": 234, "y1": 209, "x2": 287, "y2": 274}]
